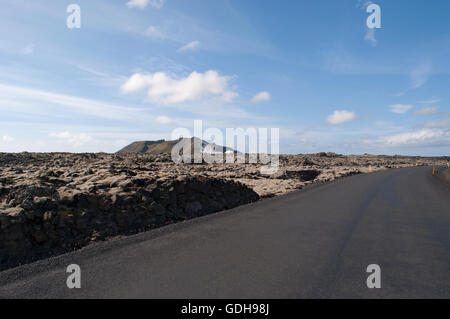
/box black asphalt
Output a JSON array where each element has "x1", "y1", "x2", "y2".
[{"x1": 0, "y1": 166, "x2": 449, "y2": 298}]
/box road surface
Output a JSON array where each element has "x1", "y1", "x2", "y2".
[{"x1": 0, "y1": 166, "x2": 449, "y2": 298}]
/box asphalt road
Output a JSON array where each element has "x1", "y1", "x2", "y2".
[{"x1": 1, "y1": 167, "x2": 449, "y2": 298}]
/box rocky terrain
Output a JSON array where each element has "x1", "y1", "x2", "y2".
[{"x1": 0, "y1": 152, "x2": 448, "y2": 270}]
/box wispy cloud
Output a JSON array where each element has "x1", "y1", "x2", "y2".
[
  {"x1": 126, "y1": 0, "x2": 165, "y2": 9},
  {"x1": 364, "y1": 28, "x2": 377, "y2": 47},
  {"x1": 0, "y1": 83, "x2": 146, "y2": 121},
  {"x1": 326, "y1": 110, "x2": 356, "y2": 125},
  {"x1": 144, "y1": 25, "x2": 165, "y2": 39},
  {"x1": 389, "y1": 104, "x2": 413, "y2": 114},
  {"x1": 419, "y1": 98, "x2": 441, "y2": 104},
  {"x1": 356, "y1": 0, "x2": 373, "y2": 9},
  {"x1": 75, "y1": 64, "x2": 129, "y2": 88},
  {"x1": 323, "y1": 50, "x2": 356, "y2": 74},
  {"x1": 251, "y1": 91, "x2": 271, "y2": 103},
  {"x1": 421, "y1": 119, "x2": 450, "y2": 129},
  {"x1": 390, "y1": 92, "x2": 406, "y2": 97},
  {"x1": 2, "y1": 135, "x2": 14, "y2": 143},
  {"x1": 383, "y1": 128, "x2": 450, "y2": 146},
  {"x1": 178, "y1": 41, "x2": 200, "y2": 52},
  {"x1": 50, "y1": 131, "x2": 93, "y2": 148},
  {"x1": 413, "y1": 106, "x2": 439, "y2": 116},
  {"x1": 155, "y1": 115, "x2": 175, "y2": 124},
  {"x1": 20, "y1": 43, "x2": 35, "y2": 55},
  {"x1": 410, "y1": 63, "x2": 431, "y2": 89}
]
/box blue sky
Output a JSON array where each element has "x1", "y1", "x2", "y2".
[{"x1": 0, "y1": 0, "x2": 449, "y2": 155}]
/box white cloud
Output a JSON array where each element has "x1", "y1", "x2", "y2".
[
  {"x1": 251, "y1": 91, "x2": 271, "y2": 103},
  {"x1": 326, "y1": 110, "x2": 356, "y2": 125},
  {"x1": 2, "y1": 135, "x2": 14, "y2": 143},
  {"x1": 156, "y1": 115, "x2": 175, "y2": 124},
  {"x1": 121, "y1": 70, "x2": 237, "y2": 104},
  {"x1": 50, "y1": 131, "x2": 93, "y2": 148},
  {"x1": 144, "y1": 25, "x2": 164, "y2": 39},
  {"x1": 413, "y1": 106, "x2": 439, "y2": 115},
  {"x1": 178, "y1": 41, "x2": 200, "y2": 52},
  {"x1": 364, "y1": 28, "x2": 377, "y2": 47},
  {"x1": 410, "y1": 64, "x2": 431, "y2": 89},
  {"x1": 384, "y1": 129, "x2": 449, "y2": 145},
  {"x1": 126, "y1": 0, "x2": 164, "y2": 9},
  {"x1": 389, "y1": 104, "x2": 413, "y2": 114}
]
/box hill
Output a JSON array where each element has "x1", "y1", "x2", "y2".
[{"x1": 117, "y1": 138, "x2": 234, "y2": 155}]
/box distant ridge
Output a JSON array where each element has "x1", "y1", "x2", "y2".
[
  {"x1": 117, "y1": 138, "x2": 235, "y2": 155},
  {"x1": 117, "y1": 140, "x2": 167, "y2": 154}
]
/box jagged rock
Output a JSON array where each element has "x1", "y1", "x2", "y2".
[
  {"x1": 0, "y1": 171, "x2": 259, "y2": 270},
  {"x1": 185, "y1": 201, "x2": 202, "y2": 215},
  {"x1": 31, "y1": 229, "x2": 48, "y2": 243}
]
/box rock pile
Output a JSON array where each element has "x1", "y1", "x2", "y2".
[{"x1": 0, "y1": 175, "x2": 259, "y2": 270}]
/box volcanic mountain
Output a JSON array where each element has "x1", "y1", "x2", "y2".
[{"x1": 117, "y1": 137, "x2": 234, "y2": 155}]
